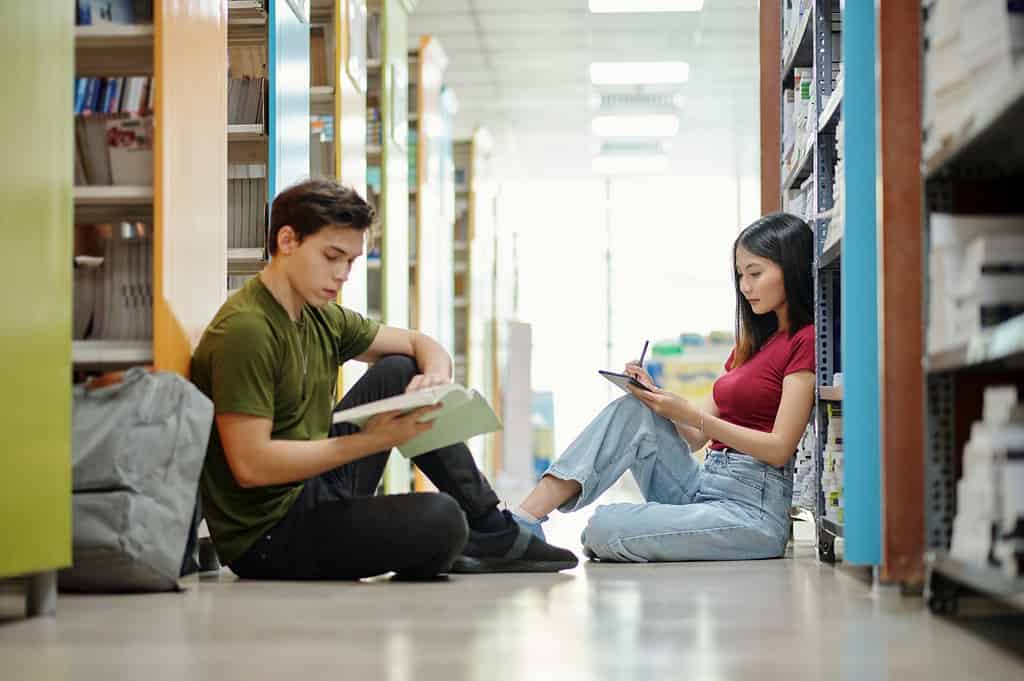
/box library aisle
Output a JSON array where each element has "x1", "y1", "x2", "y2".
[
  {"x1": 2, "y1": 517, "x2": 1022, "y2": 681},
  {"x1": 2, "y1": 0, "x2": 1024, "y2": 678}
]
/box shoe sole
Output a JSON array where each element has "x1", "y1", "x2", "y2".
[{"x1": 449, "y1": 556, "x2": 578, "y2": 574}]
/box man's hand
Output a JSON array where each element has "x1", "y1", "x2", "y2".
[
  {"x1": 626, "y1": 383, "x2": 699, "y2": 427},
  {"x1": 405, "y1": 372, "x2": 452, "y2": 393},
  {"x1": 361, "y1": 405, "x2": 440, "y2": 449}
]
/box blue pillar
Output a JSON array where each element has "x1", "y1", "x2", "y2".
[
  {"x1": 269, "y1": 0, "x2": 310, "y2": 198},
  {"x1": 841, "y1": 0, "x2": 881, "y2": 565}
]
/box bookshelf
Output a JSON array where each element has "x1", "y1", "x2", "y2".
[
  {"x1": 226, "y1": 0, "x2": 311, "y2": 293},
  {"x1": 73, "y1": 3, "x2": 227, "y2": 378},
  {"x1": 453, "y1": 129, "x2": 501, "y2": 475},
  {"x1": 920, "y1": 1, "x2": 1024, "y2": 612},
  {"x1": 408, "y1": 36, "x2": 456, "y2": 492},
  {"x1": 5, "y1": 0, "x2": 227, "y2": 617},
  {"x1": 2, "y1": 0, "x2": 74, "y2": 616},
  {"x1": 366, "y1": 0, "x2": 417, "y2": 494},
  {"x1": 771, "y1": 0, "x2": 852, "y2": 564},
  {"x1": 309, "y1": 0, "x2": 370, "y2": 394}
]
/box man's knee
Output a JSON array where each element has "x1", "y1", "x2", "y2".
[
  {"x1": 371, "y1": 355, "x2": 420, "y2": 384},
  {"x1": 359, "y1": 355, "x2": 420, "y2": 397},
  {"x1": 418, "y1": 493, "x2": 469, "y2": 557}
]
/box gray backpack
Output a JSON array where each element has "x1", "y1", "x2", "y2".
[{"x1": 61, "y1": 367, "x2": 213, "y2": 592}]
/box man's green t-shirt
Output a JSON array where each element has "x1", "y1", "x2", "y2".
[{"x1": 191, "y1": 277, "x2": 380, "y2": 564}]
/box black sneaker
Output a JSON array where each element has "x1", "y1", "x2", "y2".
[{"x1": 450, "y1": 515, "x2": 578, "y2": 574}]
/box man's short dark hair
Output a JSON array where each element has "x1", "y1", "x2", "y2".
[{"x1": 268, "y1": 179, "x2": 375, "y2": 255}]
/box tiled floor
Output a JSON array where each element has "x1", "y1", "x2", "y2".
[{"x1": 2, "y1": 494, "x2": 1023, "y2": 680}]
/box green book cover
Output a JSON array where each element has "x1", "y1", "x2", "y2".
[{"x1": 331, "y1": 384, "x2": 502, "y2": 458}]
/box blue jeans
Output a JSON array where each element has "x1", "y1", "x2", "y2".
[{"x1": 546, "y1": 396, "x2": 793, "y2": 562}]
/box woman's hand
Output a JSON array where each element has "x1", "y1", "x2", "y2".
[
  {"x1": 623, "y1": 361, "x2": 656, "y2": 390},
  {"x1": 627, "y1": 383, "x2": 700, "y2": 427}
]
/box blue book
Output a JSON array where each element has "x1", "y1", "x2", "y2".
[
  {"x1": 92, "y1": 79, "x2": 108, "y2": 114},
  {"x1": 74, "y1": 78, "x2": 88, "y2": 115},
  {"x1": 76, "y1": 1, "x2": 92, "y2": 25},
  {"x1": 105, "y1": 78, "x2": 122, "y2": 114},
  {"x1": 82, "y1": 78, "x2": 99, "y2": 115},
  {"x1": 81, "y1": 0, "x2": 135, "y2": 25}
]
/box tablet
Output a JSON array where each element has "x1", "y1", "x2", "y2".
[{"x1": 598, "y1": 370, "x2": 654, "y2": 393}]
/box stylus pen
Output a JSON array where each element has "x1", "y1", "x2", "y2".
[{"x1": 638, "y1": 340, "x2": 649, "y2": 367}]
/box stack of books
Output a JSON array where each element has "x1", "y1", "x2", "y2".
[
  {"x1": 924, "y1": 0, "x2": 1024, "y2": 163},
  {"x1": 227, "y1": 164, "x2": 268, "y2": 250},
  {"x1": 927, "y1": 214, "x2": 1024, "y2": 351},
  {"x1": 782, "y1": 0, "x2": 811, "y2": 54},
  {"x1": 73, "y1": 223, "x2": 152, "y2": 341},
  {"x1": 367, "y1": 106, "x2": 382, "y2": 146},
  {"x1": 951, "y1": 386, "x2": 1024, "y2": 577},
  {"x1": 74, "y1": 77, "x2": 153, "y2": 117},
  {"x1": 821, "y1": 402, "x2": 844, "y2": 525},
  {"x1": 77, "y1": 0, "x2": 152, "y2": 26},
  {"x1": 781, "y1": 68, "x2": 814, "y2": 180},
  {"x1": 228, "y1": 78, "x2": 266, "y2": 126},
  {"x1": 368, "y1": 12, "x2": 382, "y2": 61},
  {"x1": 792, "y1": 423, "x2": 817, "y2": 511},
  {"x1": 75, "y1": 114, "x2": 154, "y2": 187}
]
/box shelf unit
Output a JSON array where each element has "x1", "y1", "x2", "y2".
[
  {"x1": 309, "y1": 0, "x2": 371, "y2": 393},
  {"x1": 72, "y1": 339, "x2": 153, "y2": 367},
  {"x1": 72, "y1": 5, "x2": 228, "y2": 378},
  {"x1": 920, "y1": 1, "x2": 1024, "y2": 612},
  {"x1": 227, "y1": 0, "x2": 311, "y2": 293},
  {"x1": 227, "y1": 0, "x2": 270, "y2": 290},
  {"x1": 452, "y1": 129, "x2": 502, "y2": 475},
  {"x1": 5, "y1": 0, "x2": 228, "y2": 618},
  {"x1": 365, "y1": 0, "x2": 418, "y2": 494},
  {"x1": 775, "y1": 0, "x2": 847, "y2": 563},
  {"x1": 927, "y1": 551, "x2": 1024, "y2": 614},
  {"x1": 407, "y1": 37, "x2": 456, "y2": 493},
  {"x1": 407, "y1": 36, "x2": 454, "y2": 348},
  {"x1": 2, "y1": 0, "x2": 74, "y2": 616}
]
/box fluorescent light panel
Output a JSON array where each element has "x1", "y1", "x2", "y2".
[
  {"x1": 592, "y1": 154, "x2": 670, "y2": 175},
  {"x1": 590, "y1": 61, "x2": 690, "y2": 85},
  {"x1": 591, "y1": 114, "x2": 680, "y2": 138},
  {"x1": 589, "y1": 0, "x2": 704, "y2": 12}
]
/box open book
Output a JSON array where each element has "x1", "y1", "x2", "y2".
[{"x1": 331, "y1": 384, "x2": 502, "y2": 458}]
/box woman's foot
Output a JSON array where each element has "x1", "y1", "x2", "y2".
[
  {"x1": 512, "y1": 510, "x2": 547, "y2": 541},
  {"x1": 449, "y1": 510, "x2": 577, "y2": 573}
]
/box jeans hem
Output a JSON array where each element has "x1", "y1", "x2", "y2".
[{"x1": 544, "y1": 464, "x2": 594, "y2": 514}]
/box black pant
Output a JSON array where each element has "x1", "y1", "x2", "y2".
[{"x1": 230, "y1": 355, "x2": 501, "y2": 580}]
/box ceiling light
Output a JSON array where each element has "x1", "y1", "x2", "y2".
[
  {"x1": 589, "y1": 0, "x2": 704, "y2": 12},
  {"x1": 592, "y1": 154, "x2": 670, "y2": 175},
  {"x1": 591, "y1": 114, "x2": 680, "y2": 138},
  {"x1": 590, "y1": 61, "x2": 690, "y2": 86}
]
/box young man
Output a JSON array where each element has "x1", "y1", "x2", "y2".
[{"x1": 192, "y1": 179, "x2": 576, "y2": 580}]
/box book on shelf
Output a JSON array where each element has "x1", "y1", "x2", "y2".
[
  {"x1": 228, "y1": 77, "x2": 266, "y2": 125},
  {"x1": 229, "y1": 45, "x2": 267, "y2": 79},
  {"x1": 74, "y1": 222, "x2": 152, "y2": 343},
  {"x1": 310, "y1": 25, "x2": 329, "y2": 87},
  {"x1": 309, "y1": 117, "x2": 334, "y2": 178},
  {"x1": 74, "y1": 77, "x2": 151, "y2": 116},
  {"x1": 923, "y1": 0, "x2": 1024, "y2": 163},
  {"x1": 928, "y1": 214, "x2": 1024, "y2": 351},
  {"x1": 331, "y1": 384, "x2": 502, "y2": 458},
  {"x1": 75, "y1": 113, "x2": 154, "y2": 187},
  {"x1": 228, "y1": 164, "x2": 268, "y2": 251},
  {"x1": 367, "y1": 12, "x2": 382, "y2": 61},
  {"x1": 76, "y1": 0, "x2": 152, "y2": 26}
]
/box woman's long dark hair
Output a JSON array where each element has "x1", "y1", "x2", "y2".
[{"x1": 731, "y1": 212, "x2": 814, "y2": 368}]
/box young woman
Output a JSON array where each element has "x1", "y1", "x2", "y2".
[{"x1": 515, "y1": 212, "x2": 817, "y2": 562}]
